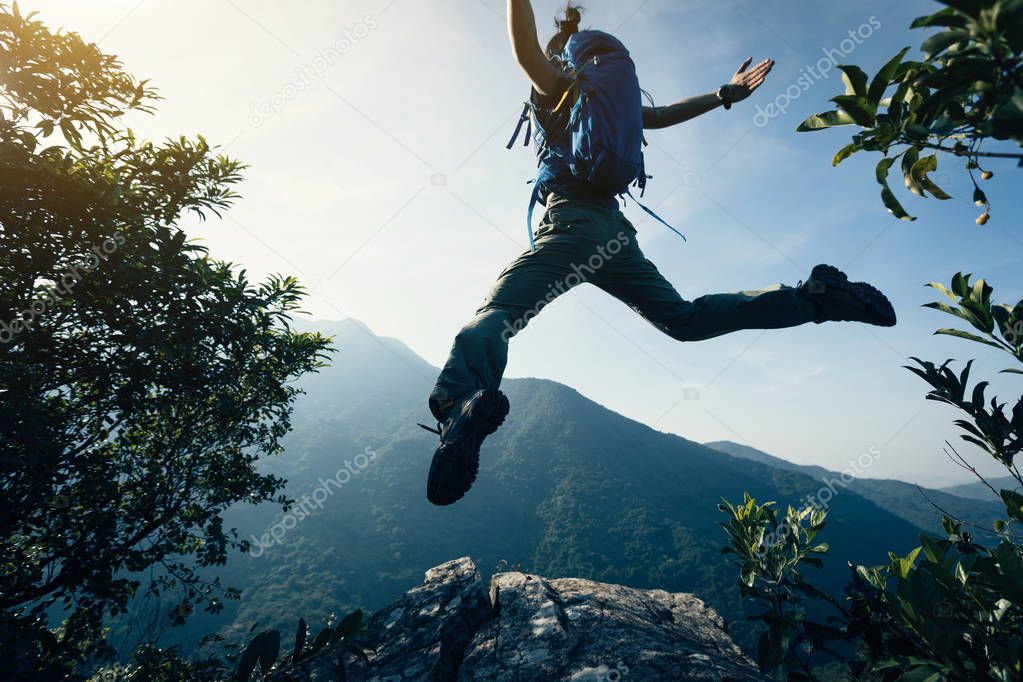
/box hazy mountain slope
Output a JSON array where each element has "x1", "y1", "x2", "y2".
[
  {"x1": 703, "y1": 440, "x2": 832, "y2": 478},
  {"x1": 705, "y1": 440, "x2": 1006, "y2": 536},
  {"x1": 133, "y1": 319, "x2": 931, "y2": 655},
  {"x1": 940, "y1": 476, "x2": 1020, "y2": 500}
]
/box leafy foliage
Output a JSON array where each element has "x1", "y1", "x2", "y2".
[
  {"x1": 719, "y1": 495, "x2": 839, "y2": 680},
  {"x1": 723, "y1": 497, "x2": 1023, "y2": 681},
  {"x1": 723, "y1": 273, "x2": 1023, "y2": 681},
  {"x1": 798, "y1": 0, "x2": 1023, "y2": 221},
  {"x1": 0, "y1": 3, "x2": 331, "y2": 675},
  {"x1": 235, "y1": 610, "x2": 368, "y2": 681},
  {"x1": 89, "y1": 610, "x2": 369, "y2": 681},
  {"x1": 909, "y1": 273, "x2": 1023, "y2": 470},
  {"x1": 89, "y1": 642, "x2": 229, "y2": 682},
  {"x1": 846, "y1": 516, "x2": 1023, "y2": 681}
]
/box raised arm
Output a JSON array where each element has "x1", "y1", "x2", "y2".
[
  {"x1": 644, "y1": 57, "x2": 774, "y2": 130},
  {"x1": 507, "y1": 0, "x2": 560, "y2": 96}
]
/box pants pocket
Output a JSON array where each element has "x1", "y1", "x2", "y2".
[{"x1": 539, "y1": 206, "x2": 607, "y2": 242}]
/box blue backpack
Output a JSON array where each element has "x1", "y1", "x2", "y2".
[{"x1": 506, "y1": 30, "x2": 685, "y2": 250}]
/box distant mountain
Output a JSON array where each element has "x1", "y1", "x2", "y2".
[
  {"x1": 940, "y1": 476, "x2": 1021, "y2": 501},
  {"x1": 705, "y1": 441, "x2": 1006, "y2": 536},
  {"x1": 703, "y1": 440, "x2": 832, "y2": 478},
  {"x1": 123, "y1": 319, "x2": 938, "y2": 656}
]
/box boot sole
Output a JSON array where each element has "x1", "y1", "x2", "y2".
[
  {"x1": 427, "y1": 389, "x2": 510, "y2": 506},
  {"x1": 810, "y1": 264, "x2": 896, "y2": 327}
]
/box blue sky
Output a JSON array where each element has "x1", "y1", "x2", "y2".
[{"x1": 28, "y1": 0, "x2": 1023, "y2": 486}]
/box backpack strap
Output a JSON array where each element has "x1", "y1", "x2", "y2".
[
  {"x1": 506, "y1": 102, "x2": 533, "y2": 149},
  {"x1": 526, "y1": 180, "x2": 543, "y2": 251},
  {"x1": 552, "y1": 80, "x2": 580, "y2": 114},
  {"x1": 551, "y1": 58, "x2": 599, "y2": 114},
  {"x1": 624, "y1": 188, "x2": 687, "y2": 242}
]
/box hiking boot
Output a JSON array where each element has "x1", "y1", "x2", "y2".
[
  {"x1": 420, "y1": 388, "x2": 510, "y2": 506},
  {"x1": 799, "y1": 264, "x2": 896, "y2": 327}
]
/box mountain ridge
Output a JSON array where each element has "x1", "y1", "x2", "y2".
[
  {"x1": 704, "y1": 440, "x2": 1006, "y2": 536},
  {"x1": 940, "y1": 475, "x2": 1021, "y2": 500},
  {"x1": 124, "y1": 318, "x2": 982, "y2": 656}
]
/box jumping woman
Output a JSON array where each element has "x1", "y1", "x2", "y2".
[{"x1": 421, "y1": 1, "x2": 896, "y2": 506}]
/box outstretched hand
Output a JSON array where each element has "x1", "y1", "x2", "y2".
[{"x1": 727, "y1": 57, "x2": 774, "y2": 103}]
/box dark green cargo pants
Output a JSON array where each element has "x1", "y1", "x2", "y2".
[{"x1": 431, "y1": 198, "x2": 817, "y2": 407}]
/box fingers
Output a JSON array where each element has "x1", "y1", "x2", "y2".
[
  {"x1": 747, "y1": 58, "x2": 774, "y2": 77},
  {"x1": 740, "y1": 59, "x2": 774, "y2": 86},
  {"x1": 745, "y1": 74, "x2": 768, "y2": 92},
  {"x1": 728, "y1": 57, "x2": 774, "y2": 99}
]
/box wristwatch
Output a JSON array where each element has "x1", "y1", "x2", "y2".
[{"x1": 717, "y1": 85, "x2": 733, "y2": 110}]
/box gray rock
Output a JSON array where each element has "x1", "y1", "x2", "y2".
[
  {"x1": 311, "y1": 557, "x2": 762, "y2": 681},
  {"x1": 285, "y1": 557, "x2": 490, "y2": 682},
  {"x1": 457, "y1": 571, "x2": 762, "y2": 681},
  {"x1": 347, "y1": 557, "x2": 493, "y2": 682}
]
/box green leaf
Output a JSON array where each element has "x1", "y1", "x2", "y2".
[
  {"x1": 920, "y1": 535, "x2": 945, "y2": 563},
  {"x1": 838, "y1": 65, "x2": 870, "y2": 97},
  {"x1": 258, "y1": 630, "x2": 280, "y2": 674},
  {"x1": 1001, "y1": 489, "x2": 1023, "y2": 522},
  {"x1": 237, "y1": 642, "x2": 260, "y2": 681},
  {"x1": 292, "y1": 618, "x2": 307, "y2": 663},
  {"x1": 238, "y1": 630, "x2": 279, "y2": 681},
  {"x1": 911, "y1": 7, "x2": 970, "y2": 28},
  {"x1": 881, "y1": 187, "x2": 914, "y2": 220},
  {"x1": 951, "y1": 273, "x2": 970, "y2": 298},
  {"x1": 831, "y1": 95, "x2": 876, "y2": 127},
  {"x1": 797, "y1": 110, "x2": 856, "y2": 132},
  {"x1": 934, "y1": 328, "x2": 1004, "y2": 349},
  {"x1": 876, "y1": 156, "x2": 897, "y2": 184},
  {"x1": 741, "y1": 565, "x2": 756, "y2": 587},
  {"x1": 832, "y1": 142, "x2": 861, "y2": 166},
  {"x1": 876, "y1": 157, "x2": 915, "y2": 220},
  {"x1": 868, "y1": 47, "x2": 911, "y2": 105},
  {"x1": 310, "y1": 627, "x2": 334, "y2": 655},
  {"x1": 936, "y1": 0, "x2": 984, "y2": 19},
  {"x1": 919, "y1": 170, "x2": 951, "y2": 201},
  {"x1": 990, "y1": 87, "x2": 1023, "y2": 141},
  {"x1": 910, "y1": 154, "x2": 952, "y2": 200},
  {"x1": 887, "y1": 78, "x2": 914, "y2": 121},
  {"x1": 921, "y1": 29, "x2": 971, "y2": 57},
  {"x1": 927, "y1": 281, "x2": 959, "y2": 303},
  {"x1": 902, "y1": 147, "x2": 925, "y2": 196},
  {"x1": 336, "y1": 609, "x2": 363, "y2": 638}
]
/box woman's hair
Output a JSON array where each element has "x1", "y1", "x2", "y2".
[{"x1": 544, "y1": 4, "x2": 583, "y2": 59}]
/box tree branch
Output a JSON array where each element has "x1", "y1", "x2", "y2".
[{"x1": 901, "y1": 138, "x2": 1023, "y2": 160}]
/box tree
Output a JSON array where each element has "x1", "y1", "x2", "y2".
[
  {"x1": 0, "y1": 3, "x2": 331, "y2": 675},
  {"x1": 797, "y1": 0, "x2": 1022, "y2": 223}
]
